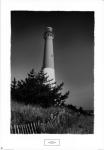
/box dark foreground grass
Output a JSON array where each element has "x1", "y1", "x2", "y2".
[{"x1": 11, "y1": 101, "x2": 94, "y2": 134}]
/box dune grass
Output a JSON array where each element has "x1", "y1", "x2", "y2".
[{"x1": 11, "y1": 101, "x2": 94, "y2": 134}]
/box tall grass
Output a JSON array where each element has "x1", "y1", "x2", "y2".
[{"x1": 11, "y1": 101, "x2": 94, "y2": 134}]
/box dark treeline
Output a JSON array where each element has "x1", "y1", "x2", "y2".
[{"x1": 63, "y1": 104, "x2": 94, "y2": 116}]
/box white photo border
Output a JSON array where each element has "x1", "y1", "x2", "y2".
[{"x1": 1, "y1": 0, "x2": 104, "y2": 150}]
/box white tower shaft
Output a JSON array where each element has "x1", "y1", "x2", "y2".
[{"x1": 42, "y1": 27, "x2": 55, "y2": 84}]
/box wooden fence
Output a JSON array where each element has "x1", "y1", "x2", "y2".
[
  {"x1": 10, "y1": 115, "x2": 58, "y2": 134},
  {"x1": 10, "y1": 120, "x2": 92, "y2": 134},
  {"x1": 10, "y1": 122, "x2": 44, "y2": 134}
]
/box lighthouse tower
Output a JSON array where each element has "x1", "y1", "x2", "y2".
[{"x1": 42, "y1": 27, "x2": 55, "y2": 84}]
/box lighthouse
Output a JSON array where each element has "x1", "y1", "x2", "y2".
[{"x1": 42, "y1": 27, "x2": 55, "y2": 85}]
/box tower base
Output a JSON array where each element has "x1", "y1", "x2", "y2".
[{"x1": 43, "y1": 67, "x2": 55, "y2": 86}]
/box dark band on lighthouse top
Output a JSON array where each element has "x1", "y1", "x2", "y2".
[
  {"x1": 46, "y1": 27, "x2": 53, "y2": 32},
  {"x1": 44, "y1": 27, "x2": 54, "y2": 39}
]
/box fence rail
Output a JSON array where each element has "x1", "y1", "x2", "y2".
[
  {"x1": 10, "y1": 116, "x2": 58, "y2": 134},
  {"x1": 10, "y1": 117, "x2": 93, "y2": 134},
  {"x1": 10, "y1": 122, "x2": 44, "y2": 134}
]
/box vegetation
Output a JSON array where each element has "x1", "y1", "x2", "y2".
[
  {"x1": 11, "y1": 68, "x2": 94, "y2": 134},
  {"x1": 11, "y1": 101, "x2": 94, "y2": 134},
  {"x1": 11, "y1": 69, "x2": 69, "y2": 108}
]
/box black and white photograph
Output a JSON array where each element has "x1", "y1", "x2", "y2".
[{"x1": 10, "y1": 11, "x2": 94, "y2": 134}]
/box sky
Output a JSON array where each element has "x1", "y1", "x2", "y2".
[{"x1": 11, "y1": 11, "x2": 94, "y2": 110}]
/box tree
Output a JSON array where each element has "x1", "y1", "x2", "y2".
[
  {"x1": 11, "y1": 77, "x2": 17, "y2": 99},
  {"x1": 79, "y1": 107, "x2": 83, "y2": 113},
  {"x1": 11, "y1": 69, "x2": 69, "y2": 107}
]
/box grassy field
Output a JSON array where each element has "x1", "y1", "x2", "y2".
[{"x1": 11, "y1": 101, "x2": 94, "y2": 134}]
